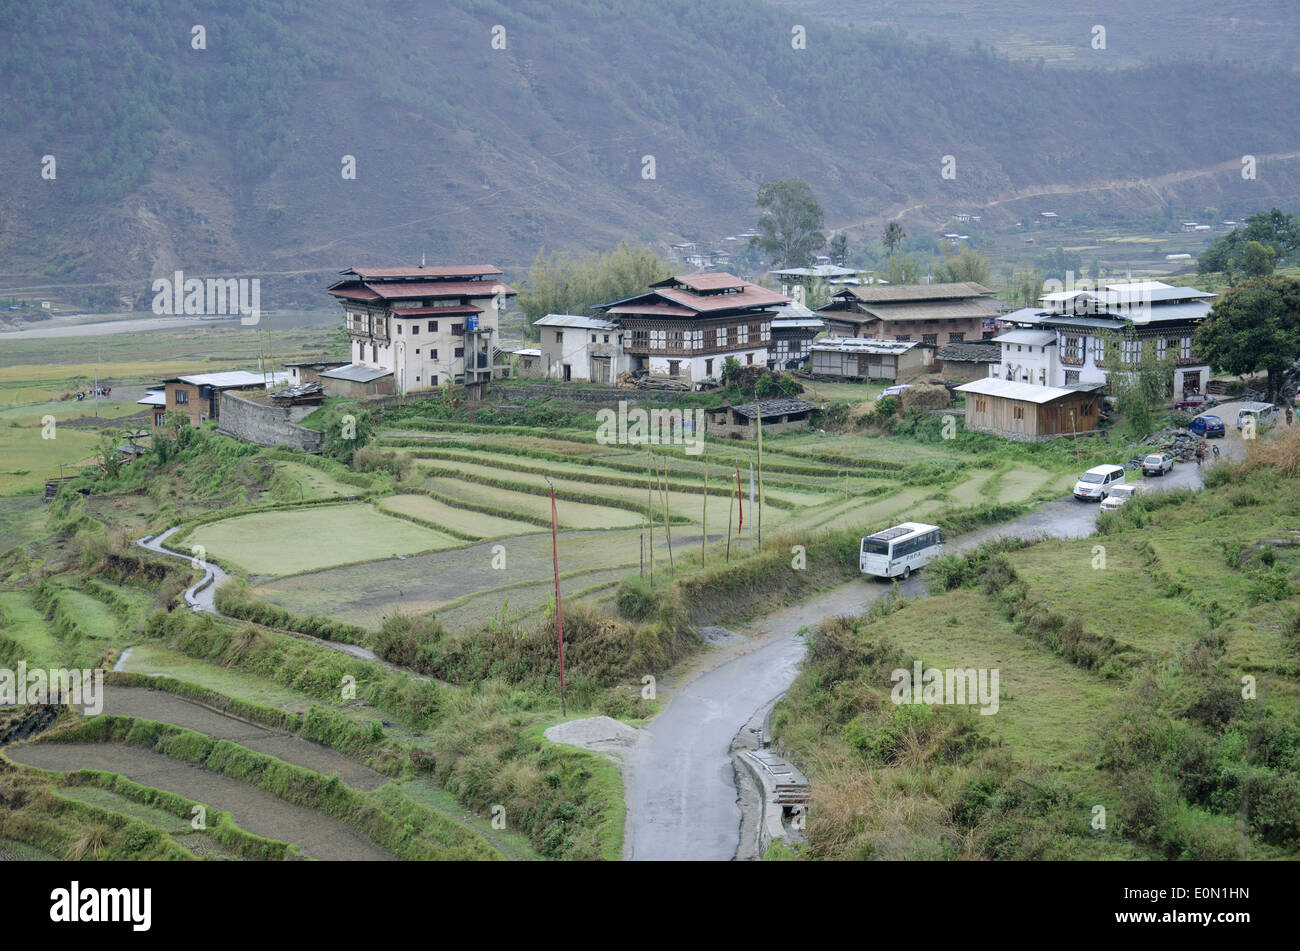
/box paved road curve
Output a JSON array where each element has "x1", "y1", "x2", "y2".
[{"x1": 622, "y1": 446, "x2": 1233, "y2": 860}]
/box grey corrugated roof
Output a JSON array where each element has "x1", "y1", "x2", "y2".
[
  {"x1": 319, "y1": 364, "x2": 393, "y2": 383},
  {"x1": 938, "y1": 342, "x2": 1000, "y2": 362},
  {"x1": 994, "y1": 329, "x2": 1057, "y2": 346},
  {"x1": 720, "y1": 397, "x2": 815, "y2": 419},
  {"x1": 811, "y1": 337, "x2": 919, "y2": 354},
  {"x1": 534, "y1": 314, "x2": 619, "y2": 331},
  {"x1": 167, "y1": 370, "x2": 286, "y2": 388}
]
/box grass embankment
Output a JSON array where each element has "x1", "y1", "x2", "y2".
[{"x1": 772, "y1": 433, "x2": 1300, "y2": 860}]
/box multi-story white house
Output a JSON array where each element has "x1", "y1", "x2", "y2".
[
  {"x1": 327, "y1": 264, "x2": 517, "y2": 397},
  {"x1": 992, "y1": 281, "x2": 1215, "y2": 397},
  {"x1": 597, "y1": 273, "x2": 789, "y2": 384},
  {"x1": 534, "y1": 314, "x2": 633, "y2": 383}
]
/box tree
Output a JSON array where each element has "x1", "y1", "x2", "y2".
[
  {"x1": 1241, "y1": 241, "x2": 1276, "y2": 278},
  {"x1": 933, "y1": 247, "x2": 990, "y2": 285},
  {"x1": 882, "y1": 221, "x2": 906, "y2": 256},
  {"x1": 1195, "y1": 276, "x2": 1300, "y2": 400},
  {"x1": 517, "y1": 242, "x2": 672, "y2": 340},
  {"x1": 828, "y1": 234, "x2": 849, "y2": 266},
  {"x1": 1199, "y1": 209, "x2": 1300, "y2": 278},
  {"x1": 1101, "y1": 329, "x2": 1176, "y2": 440},
  {"x1": 750, "y1": 178, "x2": 825, "y2": 268},
  {"x1": 886, "y1": 252, "x2": 923, "y2": 285}
]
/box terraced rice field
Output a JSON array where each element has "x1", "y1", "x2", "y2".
[
  {"x1": 254, "y1": 528, "x2": 656, "y2": 630},
  {"x1": 0, "y1": 591, "x2": 63, "y2": 666},
  {"x1": 377, "y1": 493, "x2": 542, "y2": 538},
  {"x1": 423, "y1": 476, "x2": 645, "y2": 529},
  {"x1": 270, "y1": 460, "x2": 368, "y2": 500},
  {"x1": 8, "y1": 743, "x2": 397, "y2": 861},
  {"x1": 184, "y1": 503, "x2": 463, "y2": 575}
]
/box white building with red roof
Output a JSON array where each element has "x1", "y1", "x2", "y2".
[
  {"x1": 327, "y1": 264, "x2": 516, "y2": 397},
  {"x1": 593, "y1": 272, "x2": 790, "y2": 384}
]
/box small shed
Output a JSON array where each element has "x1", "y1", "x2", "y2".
[
  {"x1": 955, "y1": 378, "x2": 1101, "y2": 441},
  {"x1": 936, "y1": 341, "x2": 1000, "y2": 382},
  {"x1": 318, "y1": 364, "x2": 395, "y2": 398},
  {"x1": 706, "y1": 397, "x2": 815, "y2": 440}
]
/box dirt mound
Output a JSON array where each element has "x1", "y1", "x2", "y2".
[{"x1": 544, "y1": 716, "x2": 639, "y2": 754}]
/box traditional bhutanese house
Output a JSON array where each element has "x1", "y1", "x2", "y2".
[
  {"x1": 153, "y1": 371, "x2": 287, "y2": 431},
  {"x1": 815, "y1": 282, "x2": 998, "y2": 345},
  {"x1": 808, "y1": 337, "x2": 931, "y2": 382},
  {"x1": 956, "y1": 378, "x2": 1102, "y2": 441},
  {"x1": 768, "y1": 300, "x2": 824, "y2": 371},
  {"x1": 1000, "y1": 281, "x2": 1215, "y2": 397},
  {"x1": 598, "y1": 273, "x2": 789, "y2": 385},
  {"x1": 705, "y1": 397, "x2": 815, "y2": 440},
  {"x1": 936, "y1": 340, "x2": 1000, "y2": 382},
  {"x1": 327, "y1": 264, "x2": 517, "y2": 398},
  {"x1": 534, "y1": 314, "x2": 630, "y2": 383}
]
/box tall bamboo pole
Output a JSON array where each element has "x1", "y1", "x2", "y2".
[
  {"x1": 701, "y1": 446, "x2": 708, "y2": 566},
  {"x1": 756, "y1": 398, "x2": 764, "y2": 551},
  {"x1": 646, "y1": 451, "x2": 654, "y2": 587},
  {"x1": 660, "y1": 457, "x2": 675, "y2": 574}
]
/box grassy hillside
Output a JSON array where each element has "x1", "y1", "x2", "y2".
[{"x1": 772, "y1": 437, "x2": 1300, "y2": 860}]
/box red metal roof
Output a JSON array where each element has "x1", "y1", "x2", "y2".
[
  {"x1": 653, "y1": 272, "x2": 747, "y2": 292},
  {"x1": 358, "y1": 280, "x2": 517, "y2": 299},
  {"x1": 606, "y1": 303, "x2": 696, "y2": 318},
  {"x1": 342, "y1": 265, "x2": 504, "y2": 280},
  {"x1": 654, "y1": 284, "x2": 788, "y2": 313},
  {"x1": 390, "y1": 305, "x2": 484, "y2": 316},
  {"x1": 329, "y1": 285, "x2": 382, "y2": 301}
]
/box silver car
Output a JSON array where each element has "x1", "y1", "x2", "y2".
[{"x1": 1142, "y1": 452, "x2": 1175, "y2": 476}]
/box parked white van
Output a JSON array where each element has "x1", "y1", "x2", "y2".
[
  {"x1": 1236, "y1": 402, "x2": 1275, "y2": 430},
  {"x1": 860, "y1": 522, "x2": 943, "y2": 579},
  {"x1": 1073, "y1": 464, "x2": 1125, "y2": 502}
]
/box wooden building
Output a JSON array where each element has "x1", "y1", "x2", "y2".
[
  {"x1": 816, "y1": 282, "x2": 998, "y2": 344},
  {"x1": 808, "y1": 337, "x2": 931, "y2": 382},
  {"x1": 955, "y1": 378, "x2": 1102, "y2": 441}
]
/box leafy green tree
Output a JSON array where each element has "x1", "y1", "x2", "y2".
[
  {"x1": 1199, "y1": 209, "x2": 1300, "y2": 277},
  {"x1": 1195, "y1": 276, "x2": 1300, "y2": 399},
  {"x1": 721, "y1": 355, "x2": 742, "y2": 386},
  {"x1": 882, "y1": 221, "x2": 906, "y2": 256},
  {"x1": 1099, "y1": 330, "x2": 1176, "y2": 440},
  {"x1": 750, "y1": 178, "x2": 826, "y2": 268},
  {"x1": 1241, "y1": 241, "x2": 1277, "y2": 278},
  {"x1": 933, "y1": 247, "x2": 990, "y2": 285},
  {"x1": 886, "y1": 252, "x2": 923, "y2": 285},
  {"x1": 517, "y1": 242, "x2": 672, "y2": 339}
]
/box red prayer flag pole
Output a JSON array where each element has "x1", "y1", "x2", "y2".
[{"x1": 547, "y1": 477, "x2": 566, "y2": 716}]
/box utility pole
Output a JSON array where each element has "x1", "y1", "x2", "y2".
[{"x1": 546, "y1": 476, "x2": 566, "y2": 717}]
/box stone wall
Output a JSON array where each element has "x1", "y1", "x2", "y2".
[{"x1": 217, "y1": 392, "x2": 325, "y2": 452}]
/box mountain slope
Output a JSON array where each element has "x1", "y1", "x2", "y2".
[{"x1": 1, "y1": 0, "x2": 1297, "y2": 306}]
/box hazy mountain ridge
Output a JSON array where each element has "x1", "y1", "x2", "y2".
[{"x1": 1, "y1": 0, "x2": 1297, "y2": 306}]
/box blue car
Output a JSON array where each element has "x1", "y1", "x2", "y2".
[{"x1": 1189, "y1": 414, "x2": 1225, "y2": 438}]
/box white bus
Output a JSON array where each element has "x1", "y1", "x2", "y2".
[{"x1": 860, "y1": 522, "x2": 944, "y2": 579}]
